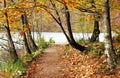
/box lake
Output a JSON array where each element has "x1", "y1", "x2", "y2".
[
  {"x1": 34, "y1": 32, "x2": 105, "y2": 43},
  {"x1": 0, "y1": 32, "x2": 106, "y2": 50}
]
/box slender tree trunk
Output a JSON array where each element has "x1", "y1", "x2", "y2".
[
  {"x1": 90, "y1": 20, "x2": 100, "y2": 42},
  {"x1": 64, "y1": 5, "x2": 86, "y2": 51},
  {"x1": 22, "y1": 14, "x2": 38, "y2": 51},
  {"x1": 4, "y1": 0, "x2": 18, "y2": 59},
  {"x1": 27, "y1": 27, "x2": 38, "y2": 51},
  {"x1": 48, "y1": 0, "x2": 86, "y2": 51},
  {"x1": 23, "y1": 33, "x2": 32, "y2": 54},
  {"x1": 21, "y1": 15, "x2": 32, "y2": 54},
  {"x1": 5, "y1": 25, "x2": 18, "y2": 59},
  {"x1": 103, "y1": 0, "x2": 117, "y2": 68},
  {"x1": 90, "y1": 0, "x2": 100, "y2": 42}
]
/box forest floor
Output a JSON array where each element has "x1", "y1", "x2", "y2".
[
  {"x1": 20, "y1": 44, "x2": 120, "y2": 78},
  {"x1": 20, "y1": 44, "x2": 66, "y2": 78}
]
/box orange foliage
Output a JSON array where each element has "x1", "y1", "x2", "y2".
[{"x1": 20, "y1": 26, "x2": 28, "y2": 35}]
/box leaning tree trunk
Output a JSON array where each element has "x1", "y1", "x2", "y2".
[
  {"x1": 5, "y1": 25, "x2": 18, "y2": 59},
  {"x1": 103, "y1": 0, "x2": 117, "y2": 69},
  {"x1": 21, "y1": 15, "x2": 32, "y2": 54},
  {"x1": 23, "y1": 33, "x2": 32, "y2": 54},
  {"x1": 90, "y1": 20, "x2": 100, "y2": 42},
  {"x1": 64, "y1": 5, "x2": 86, "y2": 51},
  {"x1": 49, "y1": 0, "x2": 86, "y2": 52},
  {"x1": 4, "y1": 0, "x2": 18, "y2": 59},
  {"x1": 22, "y1": 14, "x2": 38, "y2": 51},
  {"x1": 27, "y1": 27, "x2": 38, "y2": 51}
]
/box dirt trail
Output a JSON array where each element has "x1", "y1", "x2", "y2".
[{"x1": 27, "y1": 45, "x2": 65, "y2": 78}]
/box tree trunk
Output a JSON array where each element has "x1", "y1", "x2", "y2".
[
  {"x1": 23, "y1": 33, "x2": 32, "y2": 54},
  {"x1": 22, "y1": 14, "x2": 38, "y2": 51},
  {"x1": 49, "y1": 0, "x2": 86, "y2": 51},
  {"x1": 90, "y1": 20, "x2": 100, "y2": 42},
  {"x1": 103, "y1": 0, "x2": 117, "y2": 69},
  {"x1": 5, "y1": 25, "x2": 18, "y2": 59},
  {"x1": 64, "y1": 5, "x2": 86, "y2": 51},
  {"x1": 27, "y1": 27, "x2": 38, "y2": 51},
  {"x1": 4, "y1": 0, "x2": 18, "y2": 59},
  {"x1": 21, "y1": 15, "x2": 32, "y2": 54}
]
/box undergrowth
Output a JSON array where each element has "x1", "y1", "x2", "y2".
[
  {"x1": 76, "y1": 38, "x2": 90, "y2": 44},
  {"x1": 0, "y1": 37, "x2": 55, "y2": 78},
  {"x1": 36, "y1": 37, "x2": 55, "y2": 49},
  {"x1": 23, "y1": 37, "x2": 55, "y2": 61},
  {"x1": 88, "y1": 43, "x2": 105, "y2": 56},
  {"x1": 0, "y1": 59, "x2": 26, "y2": 78}
]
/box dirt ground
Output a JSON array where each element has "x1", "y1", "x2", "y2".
[
  {"x1": 20, "y1": 43, "x2": 120, "y2": 78},
  {"x1": 21, "y1": 44, "x2": 66, "y2": 78}
]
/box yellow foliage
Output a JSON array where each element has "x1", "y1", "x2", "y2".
[
  {"x1": 0, "y1": 0, "x2": 2, "y2": 3},
  {"x1": 0, "y1": 18, "x2": 6, "y2": 22},
  {"x1": 34, "y1": 7, "x2": 40, "y2": 13},
  {"x1": 85, "y1": 15, "x2": 91, "y2": 21},
  {"x1": 18, "y1": 0, "x2": 23, "y2": 2},
  {"x1": 19, "y1": 27, "x2": 28, "y2": 35},
  {"x1": 23, "y1": 27, "x2": 28, "y2": 32}
]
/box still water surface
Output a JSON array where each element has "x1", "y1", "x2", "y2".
[{"x1": 0, "y1": 32, "x2": 105, "y2": 47}]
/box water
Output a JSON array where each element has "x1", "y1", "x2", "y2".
[
  {"x1": 0, "y1": 32, "x2": 106, "y2": 50},
  {"x1": 0, "y1": 32, "x2": 108, "y2": 61},
  {"x1": 38, "y1": 32, "x2": 105, "y2": 43}
]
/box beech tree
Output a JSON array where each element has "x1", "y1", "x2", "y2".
[
  {"x1": 3, "y1": 0, "x2": 18, "y2": 59},
  {"x1": 44, "y1": 0, "x2": 86, "y2": 51},
  {"x1": 74, "y1": 0, "x2": 101, "y2": 42},
  {"x1": 12, "y1": 0, "x2": 38, "y2": 52},
  {"x1": 89, "y1": 0, "x2": 100, "y2": 42},
  {"x1": 21, "y1": 14, "x2": 32, "y2": 54},
  {"x1": 23, "y1": 13, "x2": 38, "y2": 51},
  {"x1": 103, "y1": 0, "x2": 117, "y2": 68}
]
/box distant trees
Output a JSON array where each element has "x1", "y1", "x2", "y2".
[{"x1": 75, "y1": 0, "x2": 101, "y2": 42}]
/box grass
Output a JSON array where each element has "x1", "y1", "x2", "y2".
[
  {"x1": 88, "y1": 43, "x2": 104, "y2": 56},
  {"x1": 76, "y1": 38, "x2": 90, "y2": 44},
  {"x1": 36, "y1": 36, "x2": 55, "y2": 49},
  {"x1": 0, "y1": 59, "x2": 26, "y2": 78},
  {"x1": 23, "y1": 48, "x2": 43, "y2": 62},
  {"x1": 23, "y1": 37, "x2": 55, "y2": 61},
  {"x1": 0, "y1": 36, "x2": 55, "y2": 78}
]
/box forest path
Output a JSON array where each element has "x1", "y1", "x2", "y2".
[{"x1": 25, "y1": 45, "x2": 65, "y2": 78}]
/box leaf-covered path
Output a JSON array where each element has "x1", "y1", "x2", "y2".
[
  {"x1": 21, "y1": 44, "x2": 120, "y2": 78},
  {"x1": 22, "y1": 45, "x2": 65, "y2": 78}
]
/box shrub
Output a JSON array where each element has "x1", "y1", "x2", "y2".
[
  {"x1": 76, "y1": 38, "x2": 90, "y2": 44},
  {"x1": 48, "y1": 38, "x2": 55, "y2": 44},
  {"x1": 36, "y1": 36, "x2": 55, "y2": 49},
  {"x1": 88, "y1": 43, "x2": 104, "y2": 56},
  {"x1": 0, "y1": 59, "x2": 26, "y2": 78}
]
